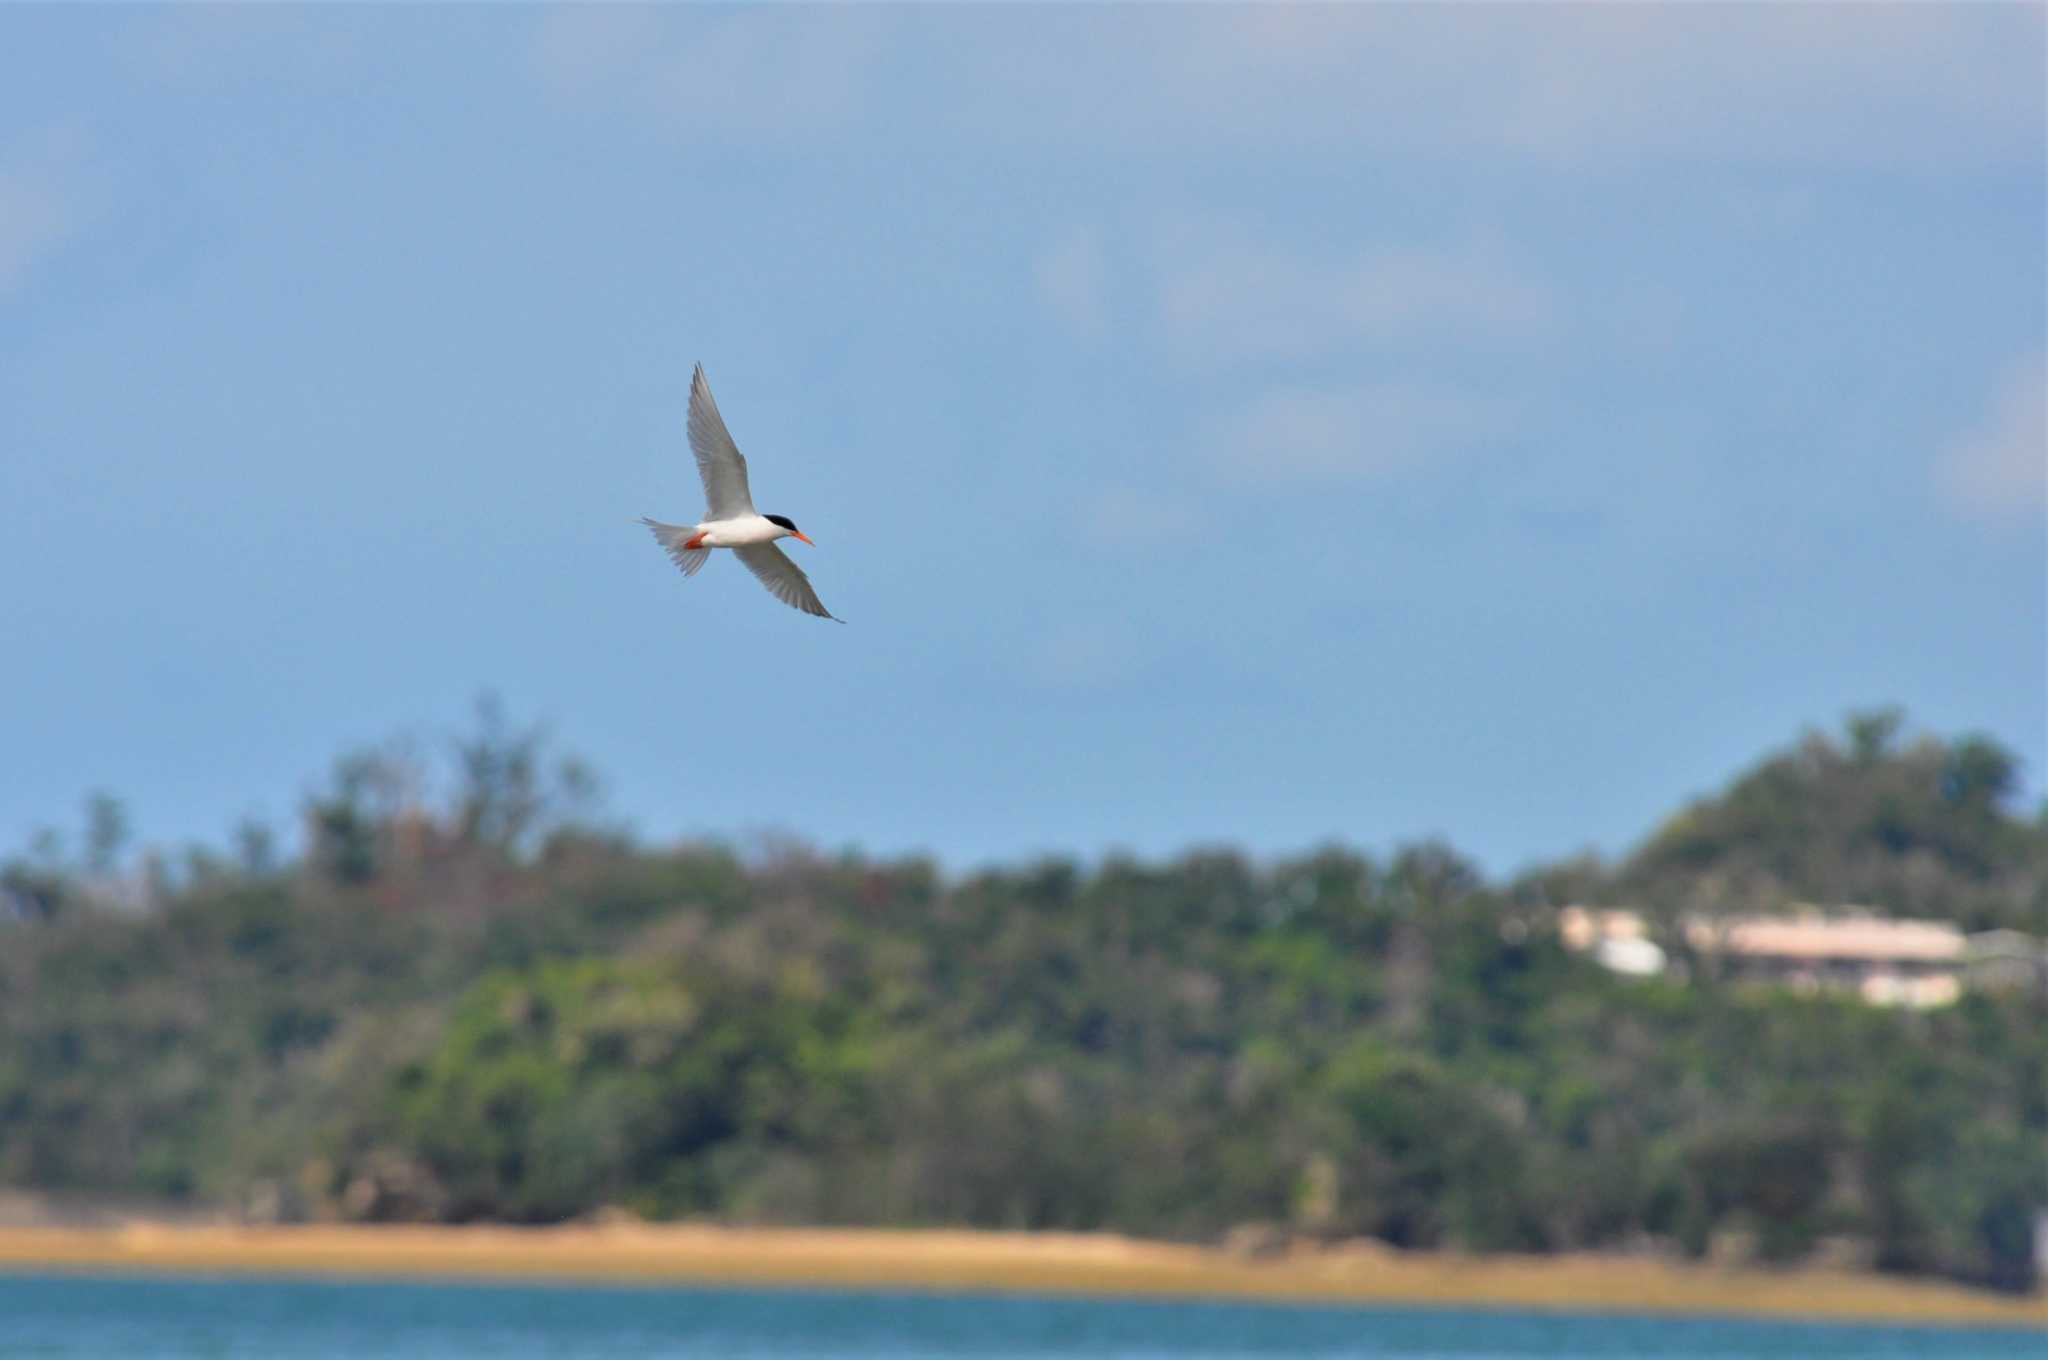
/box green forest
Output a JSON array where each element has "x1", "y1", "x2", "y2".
[{"x1": 3, "y1": 706, "x2": 2043, "y2": 1292}]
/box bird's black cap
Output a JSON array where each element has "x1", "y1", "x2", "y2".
[{"x1": 764, "y1": 514, "x2": 798, "y2": 532}]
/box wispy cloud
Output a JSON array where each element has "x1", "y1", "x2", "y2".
[
  {"x1": 1153, "y1": 6, "x2": 2042, "y2": 171},
  {"x1": 1035, "y1": 226, "x2": 1109, "y2": 344},
  {"x1": 1214, "y1": 382, "x2": 1502, "y2": 486},
  {"x1": 1025, "y1": 618, "x2": 1148, "y2": 695},
  {"x1": 522, "y1": 9, "x2": 2041, "y2": 174},
  {"x1": 0, "y1": 173, "x2": 69, "y2": 298},
  {"x1": 530, "y1": 7, "x2": 888, "y2": 138},
  {"x1": 1938, "y1": 355, "x2": 2047, "y2": 526},
  {"x1": 121, "y1": 7, "x2": 367, "y2": 89},
  {"x1": 1154, "y1": 228, "x2": 1557, "y2": 366},
  {"x1": 1140, "y1": 223, "x2": 1537, "y2": 490},
  {"x1": 1077, "y1": 486, "x2": 1205, "y2": 550},
  {"x1": 0, "y1": 130, "x2": 91, "y2": 299},
  {"x1": 530, "y1": 5, "x2": 663, "y2": 97}
]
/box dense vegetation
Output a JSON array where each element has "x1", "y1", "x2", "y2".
[{"x1": 2, "y1": 706, "x2": 2043, "y2": 1292}]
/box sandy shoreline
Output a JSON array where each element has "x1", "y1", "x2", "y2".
[{"x1": 1, "y1": 1223, "x2": 2043, "y2": 1328}]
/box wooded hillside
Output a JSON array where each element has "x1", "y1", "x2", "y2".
[{"x1": 4, "y1": 707, "x2": 2042, "y2": 1292}]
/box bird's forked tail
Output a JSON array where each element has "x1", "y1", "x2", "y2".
[{"x1": 640, "y1": 516, "x2": 711, "y2": 578}]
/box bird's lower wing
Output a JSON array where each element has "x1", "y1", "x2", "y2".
[{"x1": 734, "y1": 543, "x2": 839, "y2": 621}]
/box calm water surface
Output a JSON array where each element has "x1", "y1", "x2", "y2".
[{"x1": 1, "y1": 1274, "x2": 2039, "y2": 1359}]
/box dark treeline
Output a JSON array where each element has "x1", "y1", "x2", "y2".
[{"x1": 2, "y1": 705, "x2": 2043, "y2": 1292}]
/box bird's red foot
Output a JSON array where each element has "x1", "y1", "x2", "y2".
[{"x1": 683, "y1": 531, "x2": 709, "y2": 550}]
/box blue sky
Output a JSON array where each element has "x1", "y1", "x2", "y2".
[{"x1": 3, "y1": 5, "x2": 2043, "y2": 879}]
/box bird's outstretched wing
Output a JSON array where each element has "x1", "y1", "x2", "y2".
[
  {"x1": 734, "y1": 543, "x2": 839, "y2": 621},
  {"x1": 688, "y1": 364, "x2": 757, "y2": 520}
]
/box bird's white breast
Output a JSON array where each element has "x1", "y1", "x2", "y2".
[{"x1": 696, "y1": 515, "x2": 786, "y2": 548}]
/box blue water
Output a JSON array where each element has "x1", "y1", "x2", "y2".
[{"x1": 0, "y1": 1275, "x2": 2038, "y2": 1359}]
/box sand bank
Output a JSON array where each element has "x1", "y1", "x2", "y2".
[{"x1": 0, "y1": 1222, "x2": 2040, "y2": 1328}]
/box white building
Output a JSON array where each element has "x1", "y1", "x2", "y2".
[{"x1": 1557, "y1": 906, "x2": 2041, "y2": 1008}]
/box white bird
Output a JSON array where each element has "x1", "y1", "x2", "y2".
[{"x1": 640, "y1": 364, "x2": 840, "y2": 622}]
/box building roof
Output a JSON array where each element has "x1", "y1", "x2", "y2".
[
  {"x1": 1683, "y1": 913, "x2": 1964, "y2": 963},
  {"x1": 1562, "y1": 905, "x2": 1976, "y2": 965}
]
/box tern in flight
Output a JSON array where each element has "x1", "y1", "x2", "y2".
[{"x1": 640, "y1": 364, "x2": 840, "y2": 622}]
